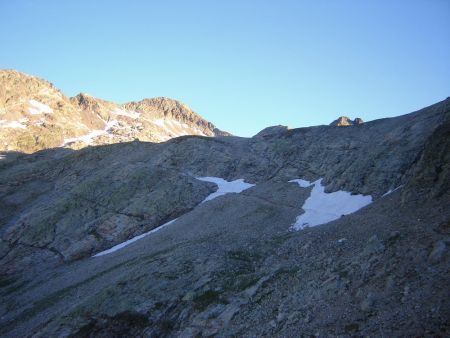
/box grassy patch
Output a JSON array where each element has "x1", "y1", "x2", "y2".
[
  {"x1": 220, "y1": 272, "x2": 260, "y2": 293},
  {"x1": 69, "y1": 311, "x2": 150, "y2": 338},
  {"x1": 153, "y1": 302, "x2": 163, "y2": 310},
  {"x1": 228, "y1": 250, "x2": 262, "y2": 263},
  {"x1": 0, "y1": 276, "x2": 16, "y2": 288},
  {"x1": 193, "y1": 290, "x2": 229, "y2": 312},
  {"x1": 344, "y1": 323, "x2": 360, "y2": 332}
]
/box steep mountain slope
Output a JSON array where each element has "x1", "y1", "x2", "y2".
[
  {"x1": 0, "y1": 70, "x2": 227, "y2": 153},
  {"x1": 0, "y1": 98, "x2": 449, "y2": 337}
]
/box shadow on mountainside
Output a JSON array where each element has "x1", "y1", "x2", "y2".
[
  {"x1": 0, "y1": 141, "x2": 449, "y2": 336},
  {"x1": 0, "y1": 103, "x2": 449, "y2": 274},
  {"x1": 0, "y1": 100, "x2": 449, "y2": 337}
]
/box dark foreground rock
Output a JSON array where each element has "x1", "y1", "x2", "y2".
[{"x1": 0, "y1": 98, "x2": 449, "y2": 337}]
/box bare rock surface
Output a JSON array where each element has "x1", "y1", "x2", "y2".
[{"x1": 0, "y1": 90, "x2": 449, "y2": 336}]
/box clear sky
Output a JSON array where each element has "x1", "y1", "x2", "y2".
[{"x1": 1, "y1": 0, "x2": 449, "y2": 136}]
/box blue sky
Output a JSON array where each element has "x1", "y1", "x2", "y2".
[{"x1": 1, "y1": 0, "x2": 449, "y2": 136}]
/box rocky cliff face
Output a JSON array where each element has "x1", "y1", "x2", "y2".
[
  {"x1": 0, "y1": 70, "x2": 228, "y2": 153},
  {"x1": 0, "y1": 87, "x2": 449, "y2": 336}
]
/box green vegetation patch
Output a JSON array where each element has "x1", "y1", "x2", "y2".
[{"x1": 193, "y1": 290, "x2": 229, "y2": 311}]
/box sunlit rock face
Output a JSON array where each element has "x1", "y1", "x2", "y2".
[
  {"x1": 0, "y1": 70, "x2": 229, "y2": 153},
  {"x1": 330, "y1": 116, "x2": 364, "y2": 126}
]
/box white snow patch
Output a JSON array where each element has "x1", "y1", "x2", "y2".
[
  {"x1": 197, "y1": 176, "x2": 255, "y2": 202},
  {"x1": 28, "y1": 99, "x2": 53, "y2": 115},
  {"x1": 0, "y1": 120, "x2": 27, "y2": 129},
  {"x1": 382, "y1": 185, "x2": 403, "y2": 197},
  {"x1": 93, "y1": 218, "x2": 178, "y2": 257},
  {"x1": 289, "y1": 178, "x2": 373, "y2": 230},
  {"x1": 152, "y1": 118, "x2": 166, "y2": 128},
  {"x1": 337, "y1": 238, "x2": 347, "y2": 243},
  {"x1": 62, "y1": 120, "x2": 117, "y2": 146},
  {"x1": 112, "y1": 108, "x2": 140, "y2": 119}
]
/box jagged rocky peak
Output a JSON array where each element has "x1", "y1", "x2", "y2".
[
  {"x1": 71, "y1": 92, "x2": 97, "y2": 107},
  {"x1": 124, "y1": 97, "x2": 195, "y2": 121},
  {"x1": 0, "y1": 69, "x2": 57, "y2": 94},
  {"x1": 124, "y1": 97, "x2": 230, "y2": 136},
  {"x1": 330, "y1": 116, "x2": 364, "y2": 126},
  {"x1": 70, "y1": 93, "x2": 103, "y2": 116},
  {"x1": 0, "y1": 69, "x2": 65, "y2": 109}
]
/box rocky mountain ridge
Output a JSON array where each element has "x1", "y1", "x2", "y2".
[{"x1": 0, "y1": 70, "x2": 228, "y2": 153}]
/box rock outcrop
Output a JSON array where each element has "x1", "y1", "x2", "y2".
[
  {"x1": 253, "y1": 125, "x2": 289, "y2": 138},
  {"x1": 330, "y1": 116, "x2": 364, "y2": 126}
]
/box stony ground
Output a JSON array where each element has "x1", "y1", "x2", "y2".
[{"x1": 0, "y1": 98, "x2": 449, "y2": 337}]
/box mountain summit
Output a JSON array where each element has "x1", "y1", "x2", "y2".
[{"x1": 0, "y1": 70, "x2": 228, "y2": 153}]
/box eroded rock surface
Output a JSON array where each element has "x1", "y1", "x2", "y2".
[{"x1": 0, "y1": 97, "x2": 449, "y2": 337}]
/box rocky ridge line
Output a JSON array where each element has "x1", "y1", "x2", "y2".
[{"x1": 0, "y1": 69, "x2": 228, "y2": 153}]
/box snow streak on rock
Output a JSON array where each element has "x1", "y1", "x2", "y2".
[
  {"x1": 0, "y1": 120, "x2": 27, "y2": 129},
  {"x1": 197, "y1": 176, "x2": 255, "y2": 202},
  {"x1": 289, "y1": 178, "x2": 372, "y2": 230},
  {"x1": 62, "y1": 120, "x2": 117, "y2": 146},
  {"x1": 93, "y1": 218, "x2": 178, "y2": 257},
  {"x1": 382, "y1": 185, "x2": 403, "y2": 197}
]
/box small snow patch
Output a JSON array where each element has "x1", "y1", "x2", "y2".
[
  {"x1": 28, "y1": 99, "x2": 53, "y2": 115},
  {"x1": 289, "y1": 179, "x2": 311, "y2": 188},
  {"x1": 197, "y1": 176, "x2": 255, "y2": 202},
  {"x1": 93, "y1": 218, "x2": 178, "y2": 257},
  {"x1": 289, "y1": 178, "x2": 372, "y2": 230},
  {"x1": 112, "y1": 108, "x2": 140, "y2": 119},
  {"x1": 0, "y1": 120, "x2": 27, "y2": 129},
  {"x1": 152, "y1": 119, "x2": 166, "y2": 128}
]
